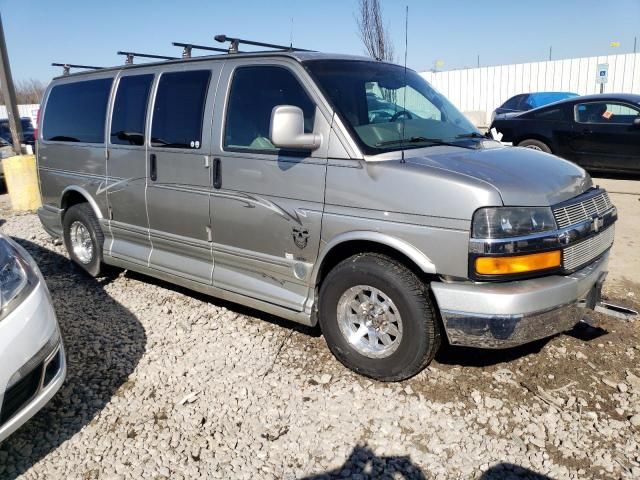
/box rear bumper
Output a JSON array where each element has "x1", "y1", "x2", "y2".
[{"x1": 431, "y1": 252, "x2": 609, "y2": 348}]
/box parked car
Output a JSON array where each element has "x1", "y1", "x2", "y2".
[
  {"x1": 0, "y1": 233, "x2": 66, "y2": 443},
  {"x1": 0, "y1": 117, "x2": 36, "y2": 147},
  {"x1": 36, "y1": 47, "x2": 616, "y2": 381},
  {"x1": 490, "y1": 93, "x2": 640, "y2": 174},
  {"x1": 491, "y1": 92, "x2": 579, "y2": 122}
]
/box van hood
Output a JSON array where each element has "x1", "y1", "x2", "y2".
[{"x1": 404, "y1": 144, "x2": 592, "y2": 206}]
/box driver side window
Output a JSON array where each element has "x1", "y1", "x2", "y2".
[{"x1": 224, "y1": 66, "x2": 315, "y2": 152}]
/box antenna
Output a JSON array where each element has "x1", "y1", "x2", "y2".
[
  {"x1": 400, "y1": 5, "x2": 409, "y2": 163},
  {"x1": 117, "y1": 51, "x2": 178, "y2": 65},
  {"x1": 214, "y1": 34, "x2": 313, "y2": 53},
  {"x1": 172, "y1": 42, "x2": 232, "y2": 58},
  {"x1": 52, "y1": 63, "x2": 103, "y2": 76}
]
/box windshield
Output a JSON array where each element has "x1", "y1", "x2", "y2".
[{"x1": 305, "y1": 60, "x2": 480, "y2": 155}]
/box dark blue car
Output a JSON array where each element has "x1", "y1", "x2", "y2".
[{"x1": 491, "y1": 92, "x2": 578, "y2": 122}]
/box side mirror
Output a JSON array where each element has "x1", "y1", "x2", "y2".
[
  {"x1": 270, "y1": 105, "x2": 321, "y2": 151},
  {"x1": 633, "y1": 117, "x2": 640, "y2": 128}
]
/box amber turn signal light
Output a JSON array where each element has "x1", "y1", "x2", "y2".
[{"x1": 475, "y1": 250, "x2": 561, "y2": 275}]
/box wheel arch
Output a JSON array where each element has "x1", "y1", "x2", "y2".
[
  {"x1": 60, "y1": 186, "x2": 103, "y2": 219},
  {"x1": 514, "y1": 134, "x2": 553, "y2": 151},
  {"x1": 312, "y1": 232, "x2": 437, "y2": 288}
]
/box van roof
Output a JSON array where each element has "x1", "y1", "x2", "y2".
[{"x1": 53, "y1": 51, "x2": 383, "y2": 80}]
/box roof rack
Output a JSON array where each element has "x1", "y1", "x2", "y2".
[
  {"x1": 52, "y1": 63, "x2": 103, "y2": 76},
  {"x1": 214, "y1": 34, "x2": 313, "y2": 54},
  {"x1": 117, "y1": 51, "x2": 179, "y2": 65},
  {"x1": 172, "y1": 42, "x2": 238, "y2": 58}
]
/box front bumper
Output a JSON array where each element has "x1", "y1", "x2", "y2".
[
  {"x1": 431, "y1": 252, "x2": 609, "y2": 348},
  {"x1": 0, "y1": 279, "x2": 66, "y2": 443}
]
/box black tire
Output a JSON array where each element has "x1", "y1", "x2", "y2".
[
  {"x1": 319, "y1": 253, "x2": 441, "y2": 381},
  {"x1": 518, "y1": 138, "x2": 552, "y2": 153},
  {"x1": 62, "y1": 203, "x2": 105, "y2": 277}
]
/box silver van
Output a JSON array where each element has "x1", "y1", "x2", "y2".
[{"x1": 36, "y1": 46, "x2": 616, "y2": 380}]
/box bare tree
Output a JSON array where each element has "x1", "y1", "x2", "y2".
[
  {"x1": 0, "y1": 78, "x2": 46, "y2": 105},
  {"x1": 355, "y1": 0, "x2": 394, "y2": 62}
]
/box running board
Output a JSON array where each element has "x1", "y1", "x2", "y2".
[{"x1": 594, "y1": 301, "x2": 638, "y2": 320}]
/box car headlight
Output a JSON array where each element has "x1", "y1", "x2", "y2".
[
  {"x1": 471, "y1": 207, "x2": 557, "y2": 239},
  {"x1": 0, "y1": 236, "x2": 38, "y2": 321}
]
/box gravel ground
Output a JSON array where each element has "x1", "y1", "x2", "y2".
[{"x1": 0, "y1": 188, "x2": 639, "y2": 480}]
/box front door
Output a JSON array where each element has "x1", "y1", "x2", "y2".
[
  {"x1": 145, "y1": 67, "x2": 219, "y2": 283},
  {"x1": 209, "y1": 62, "x2": 330, "y2": 311},
  {"x1": 105, "y1": 71, "x2": 154, "y2": 266},
  {"x1": 570, "y1": 101, "x2": 640, "y2": 172}
]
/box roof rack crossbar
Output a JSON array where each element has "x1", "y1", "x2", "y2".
[
  {"x1": 117, "y1": 51, "x2": 179, "y2": 65},
  {"x1": 172, "y1": 42, "x2": 236, "y2": 58},
  {"x1": 52, "y1": 63, "x2": 103, "y2": 76},
  {"x1": 214, "y1": 34, "x2": 313, "y2": 54}
]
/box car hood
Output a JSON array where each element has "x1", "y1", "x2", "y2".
[{"x1": 404, "y1": 144, "x2": 592, "y2": 206}]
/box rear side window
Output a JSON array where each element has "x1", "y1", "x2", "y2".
[
  {"x1": 111, "y1": 74, "x2": 154, "y2": 146},
  {"x1": 43, "y1": 78, "x2": 113, "y2": 143},
  {"x1": 224, "y1": 66, "x2": 315, "y2": 152},
  {"x1": 501, "y1": 95, "x2": 524, "y2": 110},
  {"x1": 151, "y1": 70, "x2": 211, "y2": 149}
]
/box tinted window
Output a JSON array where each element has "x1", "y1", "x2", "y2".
[
  {"x1": 151, "y1": 70, "x2": 210, "y2": 149},
  {"x1": 575, "y1": 102, "x2": 640, "y2": 124},
  {"x1": 502, "y1": 95, "x2": 524, "y2": 110},
  {"x1": 44, "y1": 78, "x2": 113, "y2": 143},
  {"x1": 224, "y1": 66, "x2": 315, "y2": 151},
  {"x1": 111, "y1": 74, "x2": 153, "y2": 146}
]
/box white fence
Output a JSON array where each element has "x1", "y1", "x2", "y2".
[
  {"x1": 0, "y1": 104, "x2": 40, "y2": 126},
  {"x1": 420, "y1": 53, "x2": 640, "y2": 125}
]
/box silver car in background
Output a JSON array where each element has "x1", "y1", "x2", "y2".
[
  {"x1": 35, "y1": 48, "x2": 616, "y2": 381},
  {"x1": 0, "y1": 233, "x2": 66, "y2": 443}
]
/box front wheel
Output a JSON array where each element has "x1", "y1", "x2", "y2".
[
  {"x1": 62, "y1": 203, "x2": 105, "y2": 277},
  {"x1": 518, "y1": 138, "x2": 552, "y2": 153},
  {"x1": 319, "y1": 253, "x2": 441, "y2": 381}
]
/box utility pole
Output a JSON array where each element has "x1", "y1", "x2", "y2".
[
  {"x1": 634, "y1": 36, "x2": 637, "y2": 54},
  {"x1": 477, "y1": 54, "x2": 480, "y2": 68},
  {"x1": 0, "y1": 13, "x2": 22, "y2": 155},
  {"x1": 548, "y1": 46, "x2": 552, "y2": 61}
]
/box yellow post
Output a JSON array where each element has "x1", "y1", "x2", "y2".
[{"x1": 2, "y1": 155, "x2": 42, "y2": 211}]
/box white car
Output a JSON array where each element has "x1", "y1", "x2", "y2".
[{"x1": 0, "y1": 233, "x2": 66, "y2": 443}]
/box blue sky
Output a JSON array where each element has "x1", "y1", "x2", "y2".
[{"x1": 2, "y1": 0, "x2": 639, "y2": 82}]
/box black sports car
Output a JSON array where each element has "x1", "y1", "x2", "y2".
[{"x1": 489, "y1": 93, "x2": 640, "y2": 174}]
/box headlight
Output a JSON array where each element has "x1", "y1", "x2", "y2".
[
  {"x1": 0, "y1": 236, "x2": 38, "y2": 321},
  {"x1": 471, "y1": 207, "x2": 557, "y2": 239}
]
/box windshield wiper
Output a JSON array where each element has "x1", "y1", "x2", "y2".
[
  {"x1": 375, "y1": 136, "x2": 475, "y2": 149},
  {"x1": 455, "y1": 132, "x2": 487, "y2": 140}
]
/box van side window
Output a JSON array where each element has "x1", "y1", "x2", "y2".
[
  {"x1": 111, "y1": 74, "x2": 154, "y2": 146},
  {"x1": 224, "y1": 66, "x2": 315, "y2": 152},
  {"x1": 151, "y1": 70, "x2": 211, "y2": 149},
  {"x1": 43, "y1": 78, "x2": 113, "y2": 143}
]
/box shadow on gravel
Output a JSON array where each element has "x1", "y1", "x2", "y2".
[
  {"x1": 480, "y1": 463, "x2": 552, "y2": 479},
  {"x1": 123, "y1": 269, "x2": 323, "y2": 338},
  {"x1": 299, "y1": 445, "x2": 427, "y2": 479},
  {"x1": 435, "y1": 337, "x2": 551, "y2": 368},
  {"x1": 0, "y1": 240, "x2": 147, "y2": 479},
  {"x1": 299, "y1": 447, "x2": 553, "y2": 479}
]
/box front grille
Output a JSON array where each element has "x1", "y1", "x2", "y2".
[
  {"x1": 563, "y1": 225, "x2": 614, "y2": 271},
  {"x1": 553, "y1": 191, "x2": 613, "y2": 229},
  {"x1": 0, "y1": 363, "x2": 43, "y2": 426}
]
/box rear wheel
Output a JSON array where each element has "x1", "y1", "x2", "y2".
[
  {"x1": 319, "y1": 253, "x2": 440, "y2": 381},
  {"x1": 518, "y1": 138, "x2": 552, "y2": 153},
  {"x1": 62, "y1": 203, "x2": 105, "y2": 277}
]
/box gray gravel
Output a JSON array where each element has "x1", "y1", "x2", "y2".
[{"x1": 0, "y1": 207, "x2": 639, "y2": 479}]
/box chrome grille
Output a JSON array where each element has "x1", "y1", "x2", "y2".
[
  {"x1": 563, "y1": 225, "x2": 614, "y2": 271},
  {"x1": 553, "y1": 191, "x2": 612, "y2": 229}
]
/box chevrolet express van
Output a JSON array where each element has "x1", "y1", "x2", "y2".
[{"x1": 36, "y1": 49, "x2": 616, "y2": 380}]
